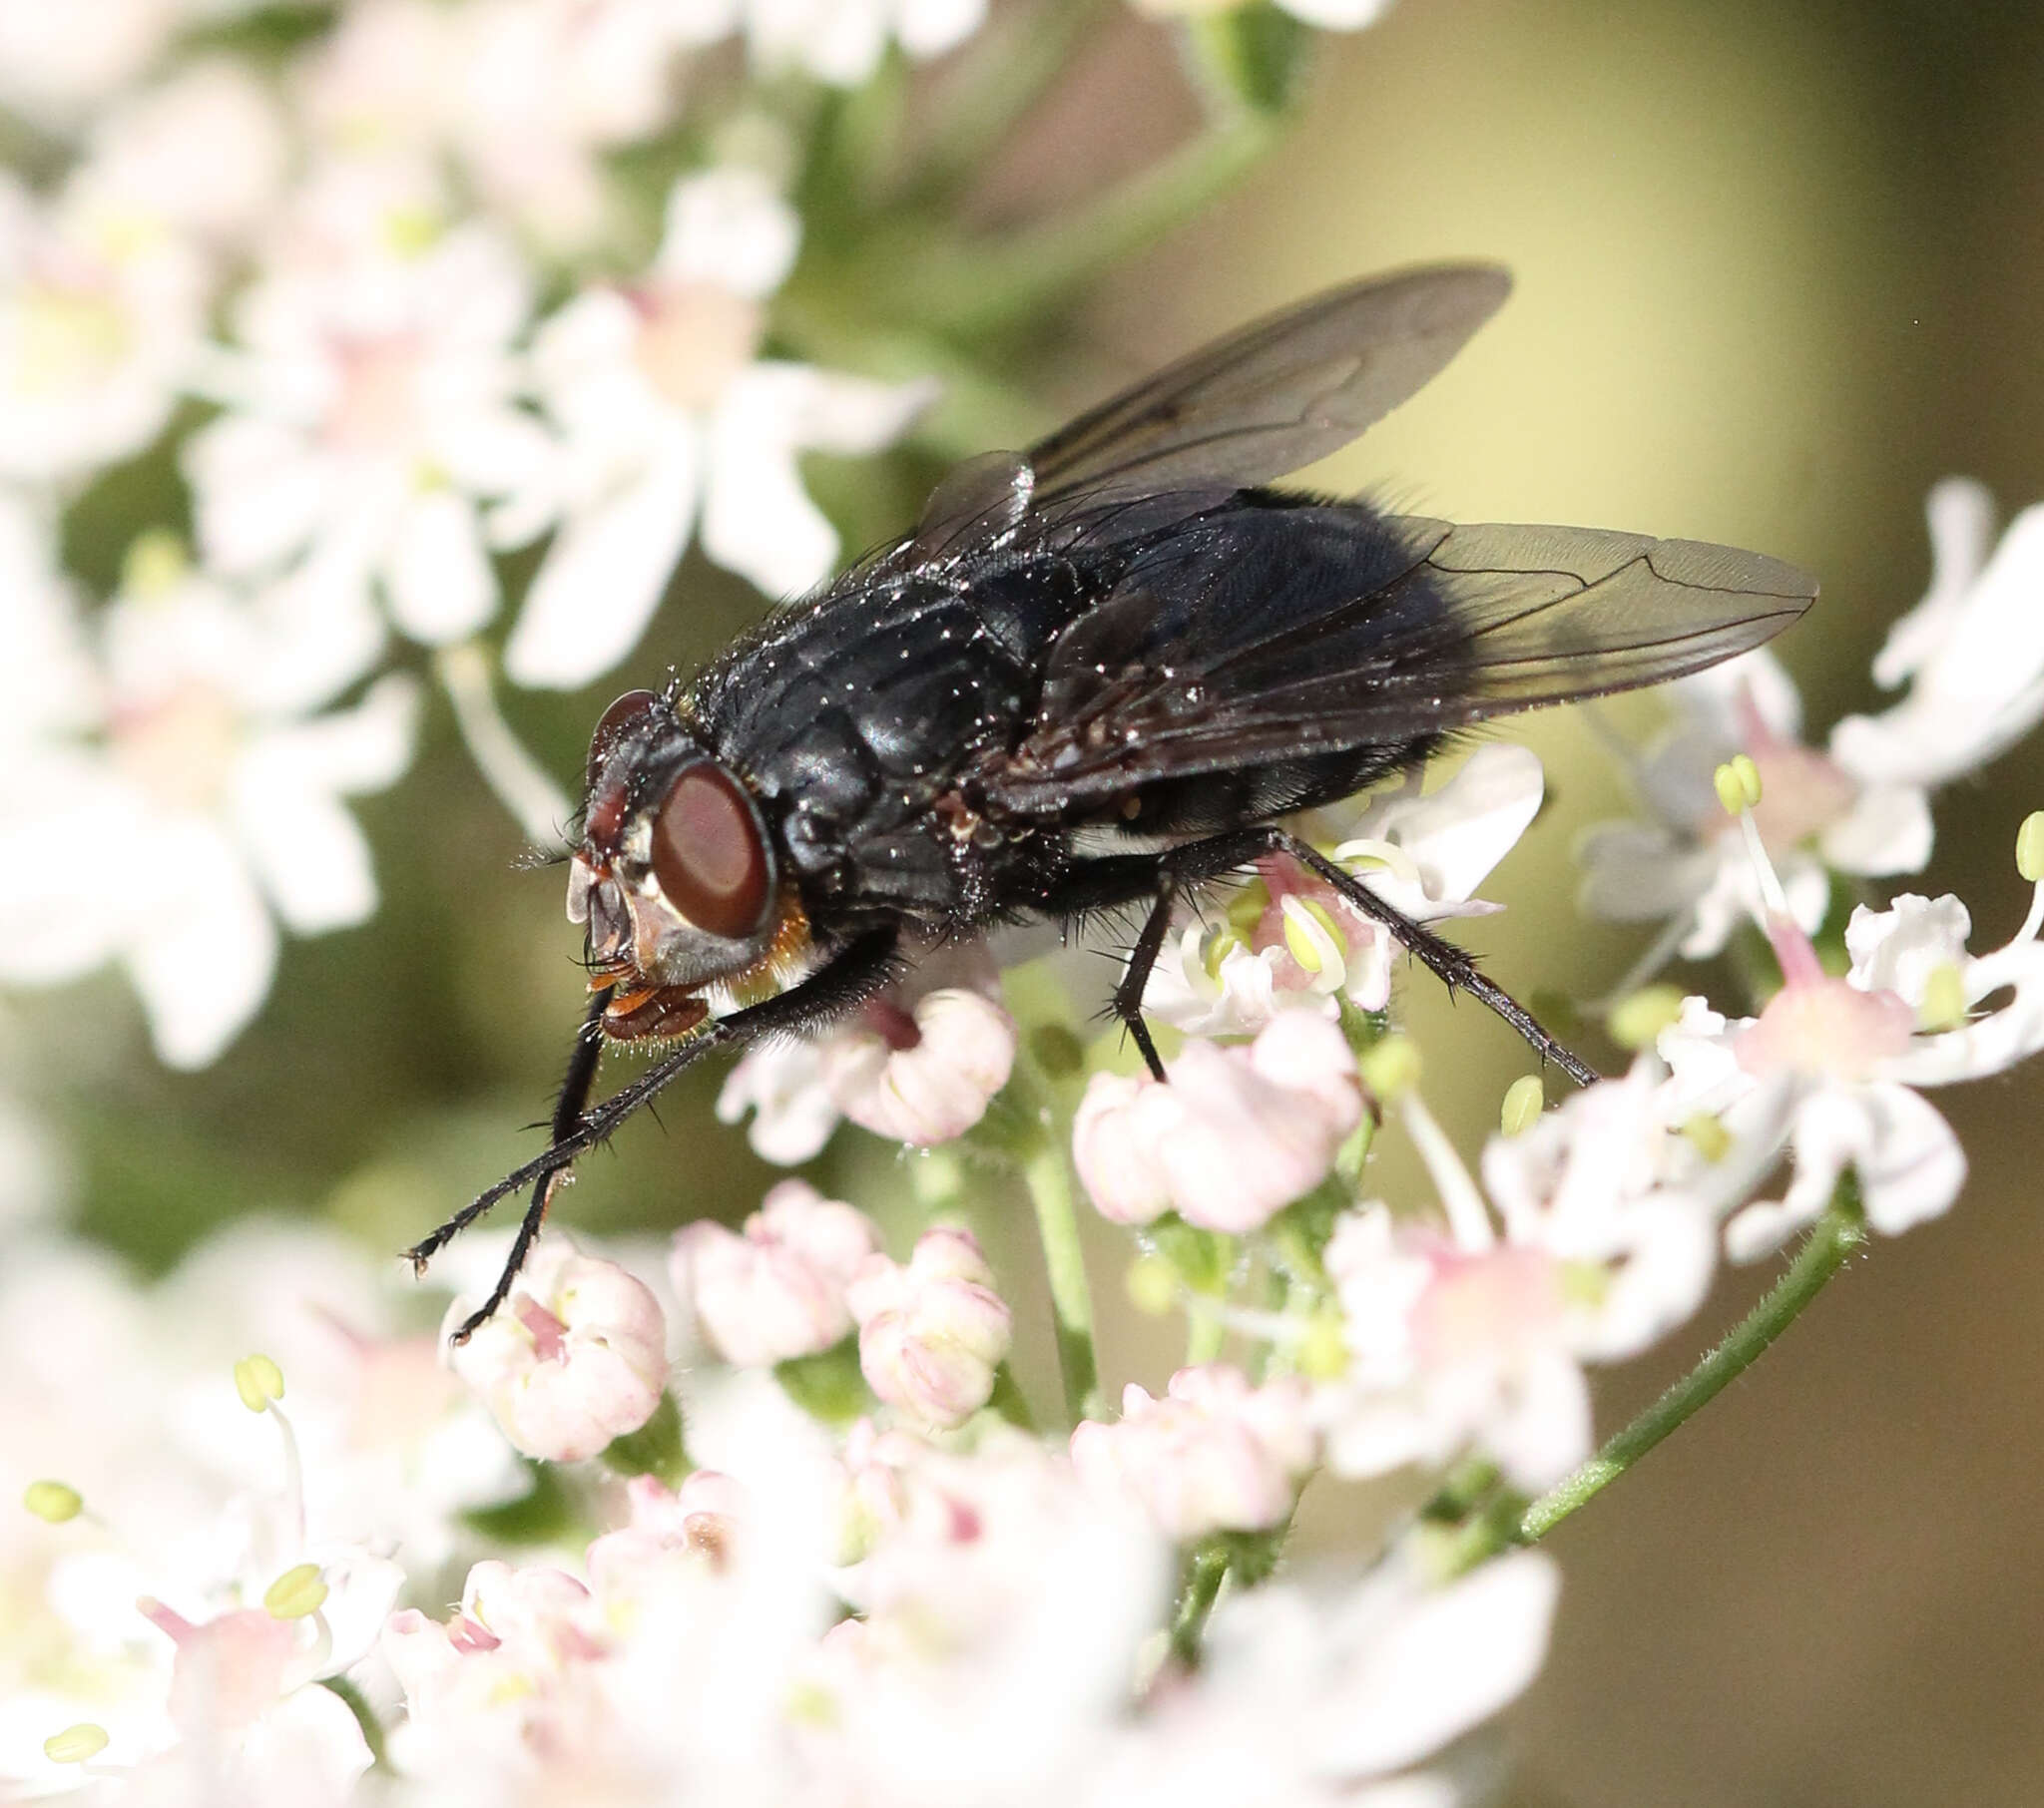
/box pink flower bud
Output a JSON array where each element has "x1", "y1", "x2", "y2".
[
  {"x1": 1072, "y1": 1014, "x2": 1362, "y2": 1233},
  {"x1": 673, "y1": 1179, "x2": 880, "y2": 1366},
  {"x1": 1070, "y1": 1363, "x2": 1317, "y2": 1541},
  {"x1": 820, "y1": 987, "x2": 1016, "y2": 1144},
  {"x1": 448, "y1": 1239, "x2": 668, "y2": 1463},
  {"x1": 845, "y1": 1227, "x2": 1012, "y2": 1429}
]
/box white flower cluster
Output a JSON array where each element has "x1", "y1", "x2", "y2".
[{"x1": 0, "y1": 0, "x2": 957, "y2": 1068}]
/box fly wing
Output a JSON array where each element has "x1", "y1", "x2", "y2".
[
  {"x1": 1025, "y1": 264, "x2": 1511, "y2": 512},
  {"x1": 978, "y1": 504, "x2": 1815, "y2": 811}
]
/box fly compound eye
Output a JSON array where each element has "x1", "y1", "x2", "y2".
[
  {"x1": 651, "y1": 763, "x2": 770, "y2": 940},
  {"x1": 587, "y1": 688, "x2": 659, "y2": 785}
]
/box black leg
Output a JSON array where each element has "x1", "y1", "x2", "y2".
[
  {"x1": 411, "y1": 928, "x2": 901, "y2": 1341},
  {"x1": 1042, "y1": 827, "x2": 1599, "y2": 1089}
]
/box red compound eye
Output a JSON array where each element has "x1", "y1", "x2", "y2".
[
  {"x1": 651, "y1": 763, "x2": 769, "y2": 940},
  {"x1": 586, "y1": 688, "x2": 658, "y2": 786}
]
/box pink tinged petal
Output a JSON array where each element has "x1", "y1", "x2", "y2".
[
  {"x1": 715, "y1": 1038, "x2": 840, "y2": 1164},
  {"x1": 1073, "y1": 1072, "x2": 1174, "y2": 1226},
  {"x1": 1819, "y1": 781, "x2": 1932, "y2": 877},
  {"x1": 145, "y1": 1603, "x2": 297, "y2": 1739},
  {"x1": 846, "y1": 1227, "x2": 1012, "y2": 1429},
  {"x1": 125, "y1": 817, "x2": 279, "y2": 1069},
  {"x1": 449, "y1": 1241, "x2": 668, "y2": 1461},
  {"x1": 1871, "y1": 477, "x2": 1996, "y2": 688},
  {"x1": 383, "y1": 488, "x2": 497, "y2": 644},
  {"x1": 820, "y1": 987, "x2": 1016, "y2": 1144},
  {"x1": 675, "y1": 1179, "x2": 879, "y2": 1366},
  {"x1": 1303, "y1": 1553, "x2": 1560, "y2": 1780},
  {"x1": 502, "y1": 430, "x2": 701, "y2": 688},
  {"x1": 657, "y1": 168, "x2": 800, "y2": 299}
]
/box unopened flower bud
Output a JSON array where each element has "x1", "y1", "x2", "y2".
[
  {"x1": 821, "y1": 988, "x2": 1016, "y2": 1144},
  {"x1": 1074, "y1": 1015, "x2": 1361, "y2": 1234},
  {"x1": 234, "y1": 1353, "x2": 284, "y2": 1412},
  {"x1": 1070, "y1": 1364, "x2": 1317, "y2": 1542},
  {"x1": 449, "y1": 1239, "x2": 668, "y2": 1463},
  {"x1": 674, "y1": 1180, "x2": 880, "y2": 1366},
  {"x1": 845, "y1": 1227, "x2": 1012, "y2": 1429},
  {"x1": 23, "y1": 1481, "x2": 82, "y2": 1523}
]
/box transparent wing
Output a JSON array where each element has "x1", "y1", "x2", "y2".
[
  {"x1": 1024, "y1": 264, "x2": 1512, "y2": 511},
  {"x1": 980, "y1": 507, "x2": 1816, "y2": 810}
]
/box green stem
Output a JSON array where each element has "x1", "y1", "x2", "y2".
[
  {"x1": 1519, "y1": 1183, "x2": 1867, "y2": 1543},
  {"x1": 319, "y1": 1674, "x2": 389, "y2": 1771},
  {"x1": 1023, "y1": 1139, "x2": 1103, "y2": 1426},
  {"x1": 1168, "y1": 1542, "x2": 1231, "y2": 1668},
  {"x1": 909, "y1": 0, "x2": 1106, "y2": 199},
  {"x1": 872, "y1": 113, "x2": 1280, "y2": 336}
]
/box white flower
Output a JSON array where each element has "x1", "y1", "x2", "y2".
[
  {"x1": 1832, "y1": 480, "x2": 2044, "y2": 787},
  {"x1": 1580, "y1": 483, "x2": 2044, "y2": 964},
  {"x1": 1316, "y1": 1066, "x2": 1723, "y2": 1491},
  {"x1": 1660, "y1": 876, "x2": 2044, "y2": 1260},
  {"x1": 78, "y1": 59, "x2": 289, "y2": 258},
  {"x1": 1086, "y1": 1549, "x2": 1555, "y2": 1808},
  {"x1": 674, "y1": 1179, "x2": 881, "y2": 1367},
  {"x1": 1070, "y1": 1364, "x2": 1317, "y2": 1542},
  {"x1": 0, "y1": 0, "x2": 188, "y2": 126},
  {"x1": 1145, "y1": 745, "x2": 1543, "y2": 1036},
  {"x1": 0, "y1": 526, "x2": 418, "y2": 1068},
  {"x1": 739, "y1": 0, "x2": 987, "y2": 87},
  {"x1": 0, "y1": 171, "x2": 208, "y2": 483},
  {"x1": 498, "y1": 166, "x2": 933, "y2": 688},
  {"x1": 1073, "y1": 1011, "x2": 1363, "y2": 1232},
  {"x1": 448, "y1": 1236, "x2": 670, "y2": 1462},
  {"x1": 185, "y1": 214, "x2": 548, "y2": 655}
]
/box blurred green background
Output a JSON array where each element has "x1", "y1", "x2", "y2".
[{"x1": 24, "y1": 1, "x2": 2044, "y2": 1802}]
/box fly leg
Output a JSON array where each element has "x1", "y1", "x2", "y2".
[
  {"x1": 1051, "y1": 827, "x2": 1598, "y2": 1089},
  {"x1": 1266, "y1": 827, "x2": 1600, "y2": 1088},
  {"x1": 1104, "y1": 828, "x2": 1292, "y2": 1081},
  {"x1": 410, "y1": 927, "x2": 901, "y2": 1342}
]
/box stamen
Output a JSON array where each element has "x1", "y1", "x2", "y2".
[
  {"x1": 1499, "y1": 1075, "x2": 1544, "y2": 1136},
  {"x1": 2013, "y1": 811, "x2": 2044, "y2": 948},
  {"x1": 234, "y1": 1355, "x2": 305, "y2": 1554},
  {"x1": 43, "y1": 1724, "x2": 109, "y2": 1765},
  {"x1": 1715, "y1": 759, "x2": 1819, "y2": 981},
  {"x1": 1125, "y1": 1254, "x2": 1179, "y2": 1316},
  {"x1": 1918, "y1": 963, "x2": 1968, "y2": 1033},
  {"x1": 1608, "y1": 985, "x2": 1685, "y2": 1051},
  {"x1": 1280, "y1": 895, "x2": 1346, "y2": 985},
  {"x1": 1398, "y1": 1090, "x2": 1495, "y2": 1253},
  {"x1": 23, "y1": 1480, "x2": 83, "y2": 1524},
  {"x1": 436, "y1": 641, "x2": 574, "y2": 852}
]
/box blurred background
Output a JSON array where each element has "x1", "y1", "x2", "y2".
[{"x1": 11, "y1": 1, "x2": 2044, "y2": 1802}]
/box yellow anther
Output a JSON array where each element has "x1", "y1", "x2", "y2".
[
  {"x1": 2017, "y1": 811, "x2": 2044, "y2": 884},
  {"x1": 1125, "y1": 1253, "x2": 1179, "y2": 1317},
  {"x1": 1712, "y1": 754, "x2": 1762, "y2": 816},
  {"x1": 1917, "y1": 963, "x2": 1968, "y2": 1034},
  {"x1": 43, "y1": 1724, "x2": 109, "y2": 1764},
  {"x1": 1499, "y1": 1075, "x2": 1545, "y2": 1137},
  {"x1": 23, "y1": 1481, "x2": 82, "y2": 1524},
  {"x1": 233, "y1": 1354, "x2": 284, "y2": 1413},
  {"x1": 1201, "y1": 926, "x2": 1242, "y2": 980},
  {"x1": 1680, "y1": 1113, "x2": 1732, "y2": 1163},
  {"x1": 1280, "y1": 896, "x2": 1345, "y2": 975},
  {"x1": 120, "y1": 528, "x2": 188, "y2": 598},
  {"x1": 1358, "y1": 1034, "x2": 1420, "y2": 1100},
  {"x1": 1295, "y1": 1310, "x2": 1349, "y2": 1381},
  {"x1": 263, "y1": 1563, "x2": 328, "y2": 1620},
  {"x1": 1608, "y1": 985, "x2": 1687, "y2": 1052}
]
